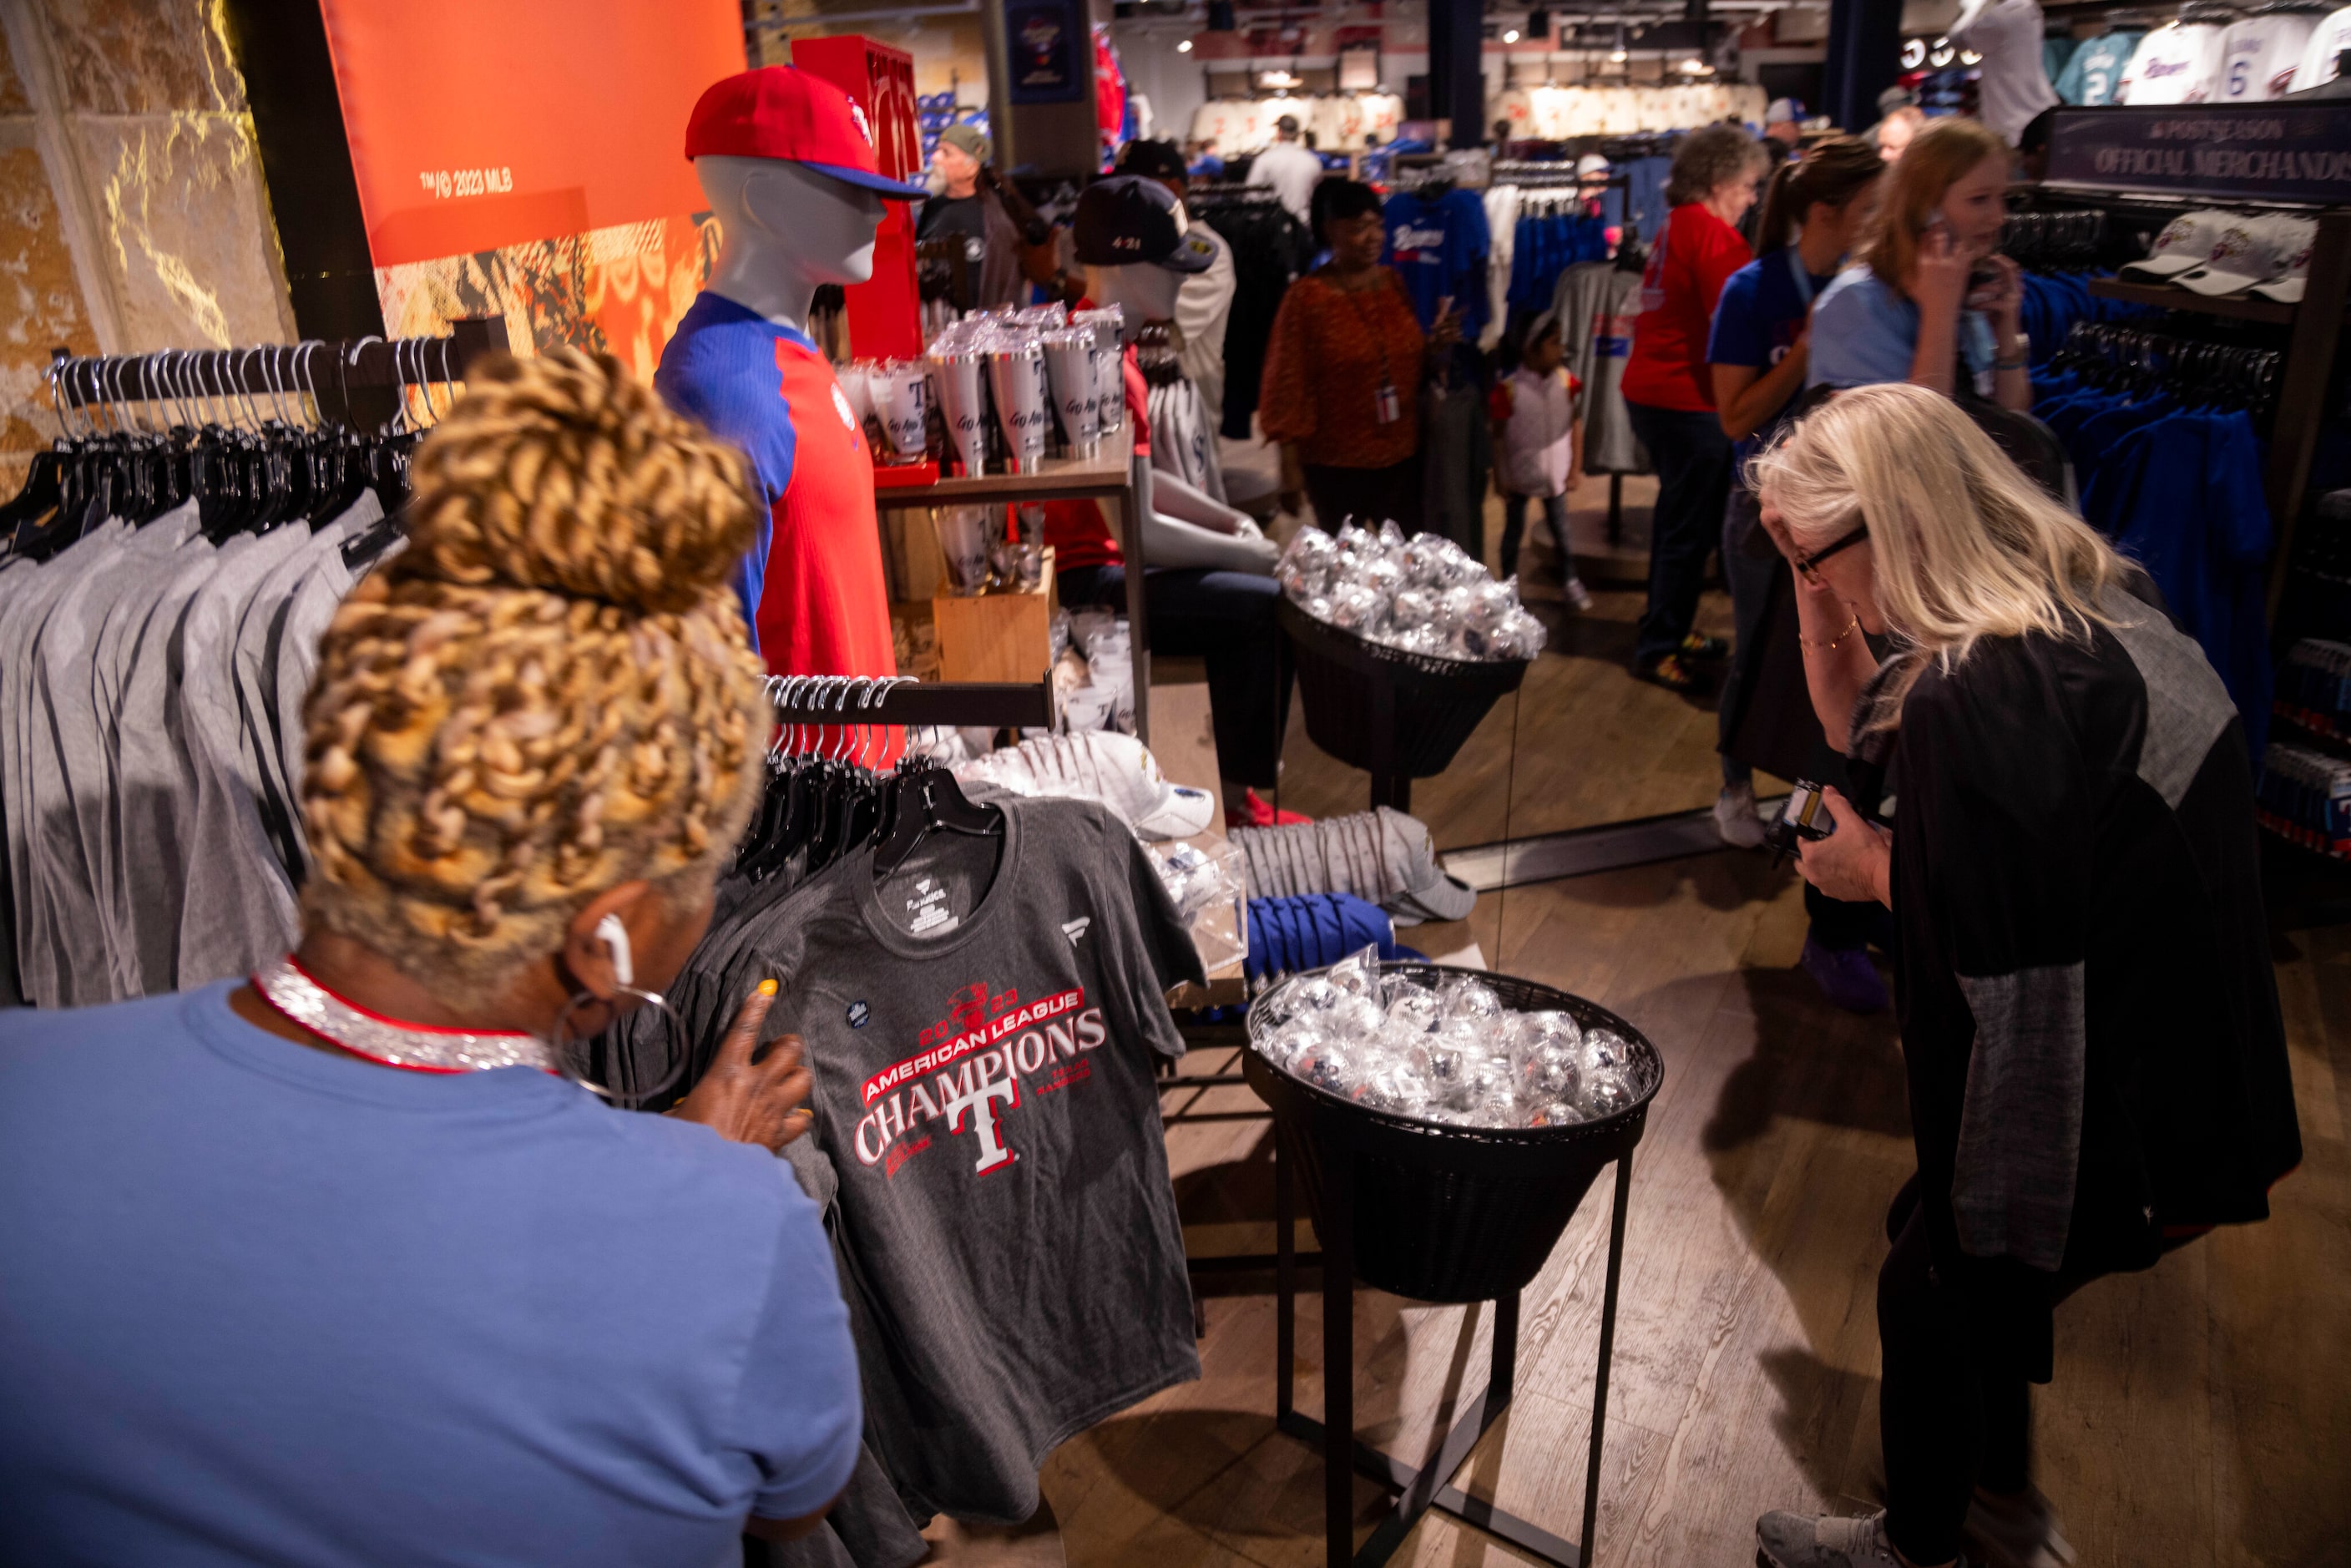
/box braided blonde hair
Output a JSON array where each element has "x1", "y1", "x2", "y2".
[{"x1": 301, "y1": 348, "x2": 770, "y2": 1004}]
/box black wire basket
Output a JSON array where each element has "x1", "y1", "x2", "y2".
[
  {"x1": 1243, "y1": 962, "x2": 1662, "y2": 1304},
  {"x1": 1277, "y1": 598, "x2": 1531, "y2": 781}
]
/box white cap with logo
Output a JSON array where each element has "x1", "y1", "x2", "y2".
[
  {"x1": 2174, "y1": 212, "x2": 2316, "y2": 297},
  {"x1": 2118, "y1": 209, "x2": 2235, "y2": 279}
]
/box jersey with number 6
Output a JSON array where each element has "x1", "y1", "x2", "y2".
[{"x1": 2219, "y1": 13, "x2": 2319, "y2": 99}]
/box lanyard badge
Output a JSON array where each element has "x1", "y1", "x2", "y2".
[{"x1": 1373, "y1": 382, "x2": 1401, "y2": 425}]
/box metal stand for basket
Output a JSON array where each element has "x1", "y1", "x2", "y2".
[{"x1": 1273, "y1": 1127, "x2": 1635, "y2": 1568}]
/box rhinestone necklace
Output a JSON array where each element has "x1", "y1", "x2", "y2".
[{"x1": 250, "y1": 954, "x2": 559, "y2": 1075}]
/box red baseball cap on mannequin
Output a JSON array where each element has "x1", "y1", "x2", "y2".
[{"x1": 685, "y1": 65, "x2": 928, "y2": 199}]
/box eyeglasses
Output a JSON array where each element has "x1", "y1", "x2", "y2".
[{"x1": 1792, "y1": 523, "x2": 1868, "y2": 579}]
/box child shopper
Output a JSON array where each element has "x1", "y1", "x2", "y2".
[{"x1": 1489, "y1": 311, "x2": 1593, "y2": 609}]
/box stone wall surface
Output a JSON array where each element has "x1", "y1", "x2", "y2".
[{"x1": 0, "y1": 0, "x2": 292, "y2": 489}]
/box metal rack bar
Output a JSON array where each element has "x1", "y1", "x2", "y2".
[
  {"x1": 48, "y1": 316, "x2": 509, "y2": 431},
  {"x1": 766, "y1": 675, "x2": 1054, "y2": 731}
]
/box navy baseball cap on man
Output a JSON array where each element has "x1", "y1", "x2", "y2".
[{"x1": 1072, "y1": 175, "x2": 1216, "y2": 273}]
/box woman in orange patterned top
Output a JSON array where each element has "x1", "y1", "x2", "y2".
[{"x1": 1261, "y1": 179, "x2": 1461, "y2": 534}]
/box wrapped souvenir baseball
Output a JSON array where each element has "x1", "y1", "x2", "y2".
[
  {"x1": 1253, "y1": 953, "x2": 1654, "y2": 1129},
  {"x1": 1273, "y1": 524, "x2": 1544, "y2": 663}
]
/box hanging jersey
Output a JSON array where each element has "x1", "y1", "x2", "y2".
[
  {"x1": 655, "y1": 291, "x2": 896, "y2": 680},
  {"x1": 2055, "y1": 31, "x2": 2141, "y2": 104},
  {"x1": 2219, "y1": 13, "x2": 2320, "y2": 99},
  {"x1": 2119, "y1": 23, "x2": 2225, "y2": 104},
  {"x1": 2290, "y1": 4, "x2": 2351, "y2": 89},
  {"x1": 1381, "y1": 188, "x2": 1492, "y2": 335}
]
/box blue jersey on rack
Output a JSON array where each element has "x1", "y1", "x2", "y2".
[{"x1": 1382, "y1": 187, "x2": 1491, "y2": 335}]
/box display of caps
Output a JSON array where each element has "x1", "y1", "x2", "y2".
[
  {"x1": 2174, "y1": 211, "x2": 2315, "y2": 298},
  {"x1": 2120, "y1": 209, "x2": 2236, "y2": 279}
]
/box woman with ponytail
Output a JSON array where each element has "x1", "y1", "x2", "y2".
[
  {"x1": 0, "y1": 351, "x2": 861, "y2": 1563},
  {"x1": 1703, "y1": 136, "x2": 1895, "y2": 1011}
]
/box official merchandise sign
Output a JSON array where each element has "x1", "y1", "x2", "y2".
[
  {"x1": 316, "y1": 0, "x2": 744, "y2": 266},
  {"x1": 2045, "y1": 104, "x2": 2351, "y2": 206},
  {"x1": 1004, "y1": 0, "x2": 1085, "y2": 104}
]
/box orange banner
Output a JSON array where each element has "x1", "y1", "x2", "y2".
[{"x1": 317, "y1": 0, "x2": 744, "y2": 269}]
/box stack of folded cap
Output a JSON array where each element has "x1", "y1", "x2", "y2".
[
  {"x1": 2119, "y1": 208, "x2": 2318, "y2": 302},
  {"x1": 951, "y1": 731, "x2": 1216, "y2": 841},
  {"x1": 1229, "y1": 806, "x2": 1478, "y2": 925},
  {"x1": 1244, "y1": 893, "x2": 1414, "y2": 984}
]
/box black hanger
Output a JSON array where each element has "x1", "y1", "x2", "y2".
[{"x1": 873, "y1": 758, "x2": 1002, "y2": 878}]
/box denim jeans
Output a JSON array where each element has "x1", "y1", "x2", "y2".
[
  {"x1": 1058, "y1": 564, "x2": 1293, "y2": 787},
  {"x1": 1625, "y1": 401, "x2": 1736, "y2": 666},
  {"x1": 1499, "y1": 491, "x2": 1570, "y2": 582}
]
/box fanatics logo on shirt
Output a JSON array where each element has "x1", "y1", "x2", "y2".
[
  {"x1": 852, "y1": 982, "x2": 1110, "y2": 1176},
  {"x1": 1061, "y1": 917, "x2": 1090, "y2": 944}
]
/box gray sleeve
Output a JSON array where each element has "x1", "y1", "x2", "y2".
[{"x1": 1951, "y1": 965, "x2": 2087, "y2": 1272}]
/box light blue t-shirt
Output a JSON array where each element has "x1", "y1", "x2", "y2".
[
  {"x1": 0, "y1": 981, "x2": 862, "y2": 1567},
  {"x1": 1807, "y1": 266, "x2": 1998, "y2": 395}
]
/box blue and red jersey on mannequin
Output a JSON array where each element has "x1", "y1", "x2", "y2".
[{"x1": 656, "y1": 291, "x2": 897, "y2": 680}]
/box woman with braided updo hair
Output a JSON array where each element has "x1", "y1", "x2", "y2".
[{"x1": 0, "y1": 350, "x2": 862, "y2": 1563}]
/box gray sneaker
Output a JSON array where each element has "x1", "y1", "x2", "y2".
[
  {"x1": 1756, "y1": 1508, "x2": 1968, "y2": 1568},
  {"x1": 1714, "y1": 781, "x2": 1769, "y2": 849}
]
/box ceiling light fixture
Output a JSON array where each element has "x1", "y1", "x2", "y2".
[
  {"x1": 1504, "y1": 28, "x2": 1519, "y2": 43},
  {"x1": 1176, "y1": 36, "x2": 1192, "y2": 51}
]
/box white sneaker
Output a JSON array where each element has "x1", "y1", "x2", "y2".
[
  {"x1": 1561, "y1": 575, "x2": 1595, "y2": 612},
  {"x1": 1714, "y1": 781, "x2": 1768, "y2": 849},
  {"x1": 1965, "y1": 1487, "x2": 2075, "y2": 1568},
  {"x1": 1757, "y1": 1508, "x2": 1964, "y2": 1568}
]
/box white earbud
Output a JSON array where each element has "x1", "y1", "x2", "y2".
[{"x1": 594, "y1": 913, "x2": 635, "y2": 989}]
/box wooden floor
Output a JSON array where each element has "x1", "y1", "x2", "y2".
[{"x1": 1019, "y1": 479, "x2": 2351, "y2": 1567}]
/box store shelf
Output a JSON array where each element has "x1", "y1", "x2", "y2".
[
  {"x1": 2272, "y1": 704, "x2": 2351, "y2": 757},
  {"x1": 869, "y1": 429, "x2": 1137, "y2": 508},
  {"x1": 2086, "y1": 277, "x2": 2297, "y2": 326}
]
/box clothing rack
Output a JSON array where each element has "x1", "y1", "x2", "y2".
[
  {"x1": 46, "y1": 316, "x2": 510, "y2": 432},
  {"x1": 2015, "y1": 171, "x2": 2351, "y2": 622},
  {"x1": 765, "y1": 674, "x2": 1055, "y2": 731}
]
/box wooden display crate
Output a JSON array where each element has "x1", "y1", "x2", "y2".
[{"x1": 933, "y1": 547, "x2": 1058, "y2": 685}]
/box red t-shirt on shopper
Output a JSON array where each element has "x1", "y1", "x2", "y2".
[{"x1": 1620, "y1": 203, "x2": 1752, "y2": 413}]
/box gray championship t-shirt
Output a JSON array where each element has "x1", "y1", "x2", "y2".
[{"x1": 668, "y1": 796, "x2": 1205, "y2": 1524}]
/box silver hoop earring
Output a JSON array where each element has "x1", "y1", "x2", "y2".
[{"x1": 551, "y1": 984, "x2": 689, "y2": 1106}]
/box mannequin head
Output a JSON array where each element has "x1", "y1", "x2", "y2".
[
  {"x1": 1080, "y1": 263, "x2": 1183, "y2": 334},
  {"x1": 696, "y1": 155, "x2": 885, "y2": 326},
  {"x1": 680, "y1": 66, "x2": 926, "y2": 330}
]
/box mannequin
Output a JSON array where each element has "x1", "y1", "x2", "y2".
[
  {"x1": 655, "y1": 66, "x2": 926, "y2": 680},
  {"x1": 1084, "y1": 260, "x2": 1275, "y2": 573},
  {"x1": 698, "y1": 155, "x2": 884, "y2": 331}
]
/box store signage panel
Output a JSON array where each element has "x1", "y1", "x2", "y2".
[
  {"x1": 2045, "y1": 104, "x2": 2351, "y2": 207},
  {"x1": 1004, "y1": 0, "x2": 1085, "y2": 104},
  {"x1": 316, "y1": 0, "x2": 744, "y2": 266}
]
